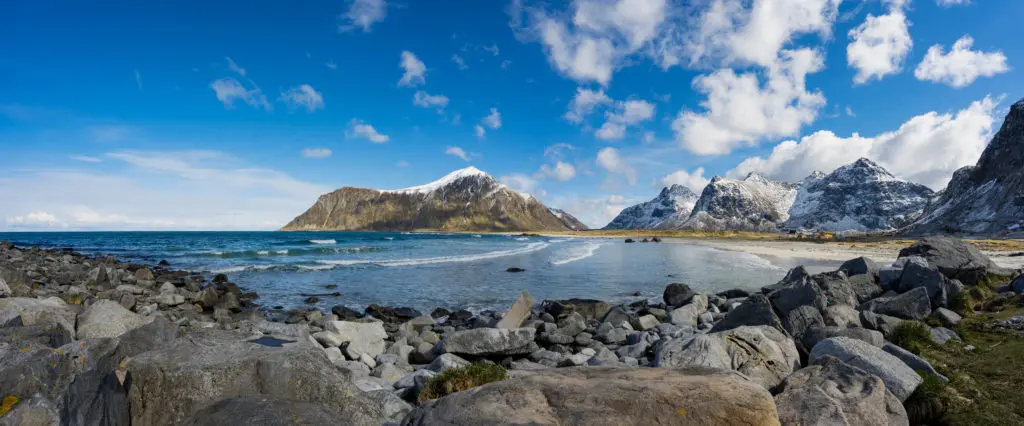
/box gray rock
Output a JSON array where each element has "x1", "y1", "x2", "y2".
[
  {"x1": 839, "y1": 257, "x2": 880, "y2": 278},
  {"x1": 194, "y1": 286, "x2": 219, "y2": 309},
  {"x1": 509, "y1": 360, "x2": 551, "y2": 370},
  {"x1": 540, "y1": 331, "x2": 575, "y2": 345},
  {"x1": 600, "y1": 306, "x2": 631, "y2": 328},
  {"x1": 823, "y1": 305, "x2": 861, "y2": 329},
  {"x1": 555, "y1": 312, "x2": 586, "y2": 337},
  {"x1": 126, "y1": 329, "x2": 388, "y2": 426},
  {"x1": 860, "y1": 310, "x2": 904, "y2": 337},
  {"x1": 846, "y1": 274, "x2": 885, "y2": 304},
  {"x1": 879, "y1": 266, "x2": 904, "y2": 292},
  {"x1": 663, "y1": 283, "x2": 696, "y2": 307},
  {"x1": 802, "y1": 326, "x2": 885, "y2": 350},
  {"x1": 585, "y1": 347, "x2": 619, "y2": 366},
  {"x1": 631, "y1": 314, "x2": 659, "y2": 331},
  {"x1": 437, "y1": 327, "x2": 536, "y2": 356},
  {"x1": 668, "y1": 294, "x2": 708, "y2": 326},
  {"x1": 0, "y1": 396, "x2": 60, "y2": 425},
  {"x1": 882, "y1": 342, "x2": 949, "y2": 384},
  {"x1": 898, "y1": 237, "x2": 1010, "y2": 286},
  {"x1": 768, "y1": 277, "x2": 827, "y2": 320},
  {"x1": 574, "y1": 332, "x2": 593, "y2": 346},
  {"x1": 394, "y1": 369, "x2": 437, "y2": 400},
  {"x1": 595, "y1": 325, "x2": 627, "y2": 345},
  {"x1": 810, "y1": 337, "x2": 923, "y2": 401},
  {"x1": 76, "y1": 299, "x2": 151, "y2": 339},
  {"x1": 428, "y1": 353, "x2": 470, "y2": 373},
  {"x1": 371, "y1": 363, "x2": 410, "y2": 386},
  {"x1": 0, "y1": 277, "x2": 10, "y2": 298},
  {"x1": 811, "y1": 271, "x2": 859, "y2": 308},
  {"x1": 653, "y1": 325, "x2": 800, "y2": 390},
  {"x1": 614, "y1": 341, "x2": 649, "y2": 359},
  {"x1": 899, "y1": 256, "x2": 960, "y2": 308},
  {"x1": 178, "y1": 396, "x2": 345, "y2": 426},
  {"x1": 323, "y1": 320, "x2": 388, "y2": 359},
  {"x1": 710, "y1": 294, "x2": 784, "y2": 333},
  {"x1": 782, "y1": 304, "x2": 825, "y2": 341},
  {"x1": 0, "y1": 297, "x2": 76, "y2": 338},
  {"x1": 1012, "y1": 274, "x2": 1024, "y2": 293},
  {"x1": 864, "y1": 287, "x2": 932, "y2": 320},
  {"x1": 930, "y1": 327, "x2": 961, "y2": 344},
  {"x1": 153, "y1": 293, "x2": 185, "y2": 307},
  {"x1": 335, "y1": 360, "x2": 371, "y2": 377},
  {"x1": 324, "y1": 347, "x2": 344, "y2": 363},
  {"x1": 402, "y1": 367, "x2": 780, "y2": 425},
  {"x1": 0, "y1": 309, "x2": 22, "y2": 328},
  {"x1": 775, "y1": 355, "x2": 908, "y2": 426},
  {"x1": 365, "y1": 390, "x2": 413, "y2": 424},
  {"x1": 932, "y1": 307, "x2": 962, "y2": 327},
  {"x1": 134, "y1": 268, "x2": 155, "y2": 281},
  {"x1": 495, "y1": 291, "x2": 535, "y2": 329},
  {"x1": 529, "y1": 349, "x2": 567, "y2": 366}
]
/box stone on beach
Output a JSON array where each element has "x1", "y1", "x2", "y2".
[
  {"x1": 76, "y1": 299, "x2": 152, "y2": 339},
  {"x1": 436, "y1": 327, "x2": 537, "y2": 356},
  {"x1": 321, "y1": 320, "x2": 388, "y2": 359},
  {"x1": 810, "y1": 337, "x2": 922, "y2": 401},
  {"x1": 775, "y1": 355, "x2": 908, "y2": 426},
  {"x1": 495, "y1": 291, "x2": 535, "y2": 329},
  {"x1": 897, "y1": 236, "x2": 1010, "y2": 285},
  {"x1": 402, "y1": 366, "x2": 781, "y2": 426},
  {"x1": 663, "y1": 283, "x2": 696, "y2": 308},
  {"x1": 668, "y1": 294, "x2": 708, "y2": 326},
  {"x1": 863, "y1": 287, "x2": 932, "y2": 320},
  {"x1": 653, "y1": 325, "x2": 800, "y2": 390},
  {"x1": 710, "y1": 293, "x2": 785, "y2": 333}
]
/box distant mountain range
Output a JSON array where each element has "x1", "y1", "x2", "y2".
[
  {"x1": 603, "y1": 185, "x2": 698, "y2": 230},
  {"x1": 282, "y1": 167, "x2": 587, "y2": 232}
]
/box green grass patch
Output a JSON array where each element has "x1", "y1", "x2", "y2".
[
  {"x1": 418, "y1": 363, "x2": 508, "y2": 402},
  {"x1": 890, "y1": 321, "x2": 934, "y2": 355},
  {"x1": 905, "y1": 373, "x2": 949, "y2": 425}
]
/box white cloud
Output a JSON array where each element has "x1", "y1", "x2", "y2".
[
  {"x1": 482, "y1": 108, "x2": 502, "y2": 129},
  {"x1": 537, "y1": 161, "x2": 577, "y2": 181},
  {"x1": 134, "y1": 69, "x2": 143, "y2": 90},
  {"x1": 339, "y1": 0, "x2": 388, "y2": 32},
  {"x1": 544, "y1": 143, "x2": 575, "y2": 158},
  {"x1": 728, "y1": 96, "x2": 1000, "y2": 189},
  {"x1": 501, "y1": 174, "x2": 540, "y2": 195},
  {"x1": 596, "y1": 147, "x2": 636, "y2": 185},
  {"x1": 452, "y1": 54, "x2": 468, "y2": 69},
  {"x1": 445, "y1": 146, "x2": 470, "y2": 161},
  {"x1": 673, "y1": 48, "x2": 825, "y2": 155},
  {"x1": 847, "y1": 4, "x2": 912, "y2": 84},
  {"x1": 544, "y1": 193, "x2": 636, "y2": 228},
  {"x1": 280, "y1": 84, "x2": 325, "y2": 112},
  {"x1": 643, "y1": 131, "x2": 655, "y2": 143},
  {"x1": 501, "y1": 60, "x2": 512, "y2": 69},
  {"x1": 474, "y1": 125, "x2": 486, "y2": 139},
  {"x1": 936, "y1": 0, "x2": 970, "y2": 6},
  {"x1": 565, "y1": 87, "x2": 612, "y2": 123},
  {"x1": 845, "y1": 106, "x2": 855, "y2": 117},
  {"x1": 301, "y1": 148, "x2": 332, "y2": 158},
  {"x1": 398, "y1": 51, "x2": 427, "y2": 87},
  {"x1": 661, "y1": 167, "x2": 709, "y2": 192},
  {"x1": 225, "y1": 57, "x2": 246, "y2": 77},
  {"x1": 326, "y1": 61, "x2": 338, "y2": 69},
  {"x1": 0, "y1": 151, "x2": 331, "y2": 231},
  {"x1": 595, "y1": 123, "x2": 626, "y2": 140},
  {"x1": 70, "y1": 155, "x2": 102, "y2": 163},
  {"x1": 413, "y1": 90, "x2": 450, "y2": 110},
  {"x1": 914, "y1": 35, "x2": 1009, "y2": 88},
  {"x1": 483, "y1": 44, "x2": 500, "y2": 56},
  {"x1": 209, "y1": 78, "x2": 271, "y2": 111},
  {"x1": 347, "y1": 119, "x2": 390, "y2": 143},
  {"x1": 596, "y1": 99, "x2": 655, "y2": 140}
]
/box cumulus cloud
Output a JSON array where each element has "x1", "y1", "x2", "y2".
[
  {"x1": 544, "y1": 193, "x2": 637, "y2": 229},
  {"x1": 501, "y1": 174, "x2": 541, "y2": 195},
  {"x1": 413, "y1": 90, "x2": 450, "y2": 110},
  {"x1": 280, "y1": 84, "x2": 325, "y2": 112},
  {"x1": 398, "y1": 51, "x2": 427, "y2": 87},
  {"x1": 301, "y1": 148, "x2": 332, "y2": 158},
  {"x1": 914, "y1": 35, "x2": 1009, "y2": 88},
  {"x1": 482, "y1": 108, "x2": 502, "y2": 129},
  {"x1": 936, "y1": 0, "x2": 969, "y2": 6},
  {"x1": 661, "y1": 167, "x2": 710, "y2": 192},
  {"x1": 728, "y1": 96, "x2": 1000, "y2": 189},
  {"x1": 596, "y1": 99, "x2": 655, "y2": 140},
  {"x1": 347, "y1": 119, "x2": 389, "y2": 143},
  {"x1": 339, "y1": 0, "x2": 388, "y2": 32},
  {"x1": 847, "y1": 2, "x2": 912, "y2": 84},
  {"x1": 445, "y1": 146, "x2": 471, "y2": 161},
  {"x1": 673, "y1": 48, "x2": 825, "y2": 155},
  {"x1": 5, "y1": 211, "x2": 63, "y2": 228},
  {"x1": 474, "y1": 125, "x2": 486, "y2": 139},
  {"x1": 544, "y1": 143, "x2": 575, "y2": 158},
  {"x1": 643, "y1": 131, "x2": 655, "y2": 143},
  {"x1": 537, "y1": 161, "x2": 577, "y2": 181},
  {"x1": 564, "y1": 87, "x2": 612, "y2": 123},
  {"x1": 596, "y1": 147, "x2": 637, "y2": 185},
  {"x1": 209, "y1": 78, "x2": 271, "y2": 111}
]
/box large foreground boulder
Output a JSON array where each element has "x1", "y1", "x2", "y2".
[
  {"x1": 125, "y1": 329, "x2": 387, "y2": 426},
  {"x1": 862, "y1": 287, "x2": 932, "y2": 320},
  {"x1": 436, "y1": 327, "x2": 536, "y2": 357},
  {"x1": 898, "y1": 237, "x2": 1009, "y2": 285},
  {"x1": 653, "y1": 325, "x2": 800, "y2": 390},
  {"x1": 810, "y1": 337, "x2": 922, "y2": 401},
  {"x1": 775, "y1": 355, "x2": 908, "y2": 426},
  {"x1": 178, "y1": 396, "x2": 345, "y2": 426},
  {"x1": 0, "y1": 297, "x2": 77, "y2": 338},
  {"x1": 76, "y1": 299, "x2": 151, "y2": 339},
  {"x1": 402, "y1": 366, "x2": 781, "y2": 426}
]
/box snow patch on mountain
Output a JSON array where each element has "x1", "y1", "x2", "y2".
[
  {"x1": 681, "y1": 173, "x2": 798, "y2": 232},
  {"x1": 603, "y1": 185, "x2": 699, "y2": 230}
]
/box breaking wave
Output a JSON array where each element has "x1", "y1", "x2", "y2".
[{"x1": 316, "y1": 242, "x2": 550, "y2": 268}]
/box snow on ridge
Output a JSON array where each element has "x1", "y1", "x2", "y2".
[{"x1": 381, "y1": 166, "x2": 489, "y2": 194}]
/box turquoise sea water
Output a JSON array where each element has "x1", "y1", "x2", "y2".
[{"x1": 0, "y1": 231, "x2": 798, "y2": 312}]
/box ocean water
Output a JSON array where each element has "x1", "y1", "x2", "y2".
[{"x1": 0, "y1": 232, "x2": 803, "y2": 313}]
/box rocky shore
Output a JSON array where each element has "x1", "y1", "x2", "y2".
[{"x1": 1, "y1": 237, "x2": 1022, "y2": 425}]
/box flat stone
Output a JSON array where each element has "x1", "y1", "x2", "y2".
[
  {"x1": 76, "y1": 299, "x2": 152, "y2": 339},
  {"x1": 631, "y1": 314, "x2": 659, "y2": 331},
  {"x1": 932, "y1": 307, "x2": 963, "y2": 327},
  {"x1": 436, "y1": 327, "x2": 537, "y2": 356},
  {"x1": 810, "y1": 337, "x2": 923, "y2": 401},
  {"x1": 323, "y1": 320, "x2": 388, "y2": 359},
  {"x1": 668, "y1": 294, "x2": 708, "y2": 326},
  {"x1": 428, "y1": 353, "x2": 470, "y2": 373},
  {"x1": 654, "y1": 325, "x2": 800, "y2": 390},
  {"x1": 863, "y1": 287, "x2": 932, "y2": 320},
  {"x1": 495, "y1": 291, "x2": 535, "y2": 329}
]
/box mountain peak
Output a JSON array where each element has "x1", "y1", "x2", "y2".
[{"x1": 382, "y1": 166, "x2": 493, "y2": 194}]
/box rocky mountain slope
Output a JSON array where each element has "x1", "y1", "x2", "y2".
[
  {"x1": 905, "y1": 99, "x2": 1024, "y2": 236},
  {"x1": 281, "y1": 167, "x2": 576, "y2": 232},
  {"x1": 681, "y1": 173, "x2": 798, "y2": 232},
  {"x1": 603, "y1": 185, "x2": 699, "y2": 230},
  {"x1": 549, "y1": 208, "x2": 588, "y2": 231},
  {"x1": 785, "y1": 158, "x2": 934, "y2": 232}
]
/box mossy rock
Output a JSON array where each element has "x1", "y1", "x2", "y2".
[{"x1": 418, "y1": 363, "x2": 508, "y2": 402}]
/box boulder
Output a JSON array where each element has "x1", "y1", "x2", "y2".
[
  {"x1": 898, "y1": 256, "x2": 962, "y2": 308},
  {"x1": 366, "y1": 390, "x2": 414, "y2": 424},
  {"x1": 898, "y1": 237, "x2": 1010, "y2": 285},
  {"x1": 710, "y1": 294, "x2": 784, "y2": 333},
  {"x1": 653, "y1": 325, "x2": 800, "y2": 390},
  {"x1": 838, "y1": 257, "x2": 880, "y2": 278},
  {"x1": 0, "y1": 309, "x2": 21, "y2": 328},
  {"x1": 932, "y1": 307, "x2": 962, "y2": 327},
  {"x1": 402, "y1": 367, "x2": 781, "y2": 426},
  {"x1": 0, "y1": 277, "x2": 10, "y2": 298},
  {"x1": 178, "y1": 396, "x2": 344, "y2": 426},
  {"x1": 126, "y1": 329, "x2": 387, "y2": 426},
  {"x1": 551, "y1": 299, "x2": 610, "y2": 320},
  {"x1": 194, "y1": 286, "x2": 220, "y2": 309},
  {"x1": 323, "y1": 320, "x2": 388, "y2": 359},
  {"x1": 0, "y1": 396, "x2": 61, "y2": 425},
  {"x1": 428, "y1": 353, "x2": 471, "y2": 373},
  {"x1": 134, "y1": 268, "x2": 155, "y2": 281},
  {"x1": 0, "y1": 297, "x2": 76, "y2": 338},
  {"x1": 631, "y1": 314, "x2": 659, "y2": 331},
  {"x1": 863, "y1": 287, "x2": 931, "y2": 320},
  {"x1": 600, "y1": 307, "x2": 631, "y2": 328},
  {"x1": 76, "y1": 299, "x2": 151, "y2": 339},
  {"x1": 775, "y1": 355, "x2": 908, "y2": 426},
  {"x1": 882, "y1": 343, "x2": 949, "y2": 384},
  {"x1": 495, "y1": 291, "x2": 535, "y2": 329},
  {"x1": 781, "y1": 304, "x2": 825, "y2": 342},
  {"x1": 762, "y1": 266, "x2": 811, "y2": 294},
  {"x1": 768, "y1": 277, "x2": 827, "y2": 320},
  {"x1": 810, "y1": 337, "x2": 923, "y2": 401},
  {"x1": 668, "y1": 294, "x2": 708, "y2": 326},
  {"x1": 846, "y1": 274, "x2": 884, "y2": 304},
  {"x1": 436, "y1": 328, "x2": 536, "y2": 357},
  {"x1": 555, "y1": 312, "x2": 586, "y2": 337},
  {"x1": 823, "y1": 305, "x2": 861, "y2": 329},
  {"x1": 663, "y1": 283, "x2": 696, "y2": 308},
  {"x1": 811, "y1": 271, "x2": 859, "y2": 308},
  {"x1": 1011, "y1": 274, "x2": 1024, "y2": 293},
  {"x1": 930, "y1": 327, "x2": 961, "y2": 344},
  {"x1": 859, "y1": 311, "x2": 904, "y2": 337}
]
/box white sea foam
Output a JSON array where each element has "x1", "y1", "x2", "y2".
[
  {"x1": 257, "y1": 250, "x2": 270, "y2": 255},
  {"x1": 515, "y1": 237, "x2": 529, "y2": 241},
  {"x1": 212, "y1": 264, "x2": 276, "y2": 273},
  {"x1": 310, "y1": 239, "x2": 337, "y2": 245},
  {"x1": 551, "y1": 241, "x2": 605, "y2": 265},
  {"x1": 275, "y1": 250, "x2": 289, "y2": 255},
  {"x1": 317, "y1": 242, "x2": 549, "y2": 268},
  {"x1": 384, "y1": 237, "x2": 394, "y2": 240},
  {"x1": 471, "y1": 234, "x2": 482, "y2": 238}
]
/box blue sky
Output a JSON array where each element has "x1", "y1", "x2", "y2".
[{"x1": 1, "y1": 0, "x2": 1021, "y2": 230}]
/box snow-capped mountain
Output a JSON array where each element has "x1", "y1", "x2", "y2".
[
  {"x1": 550, "y1": 208, "x2": 588, "y2": 231},
  {"x1": 603, "y1": 185, "x2": 699, "y2": 230},
  {"x1": 784, "y1": 158, "x2": 934, "y2": 232},
  {"x1": 681, "y1": 173, "x2": 798, "y2": 232},
  {"x1": 282, "y1": 166, "x2": 578, "y2": 232},
  {"x1": 906, "y1": 98, "x2": 1024, "y2": 236}
]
